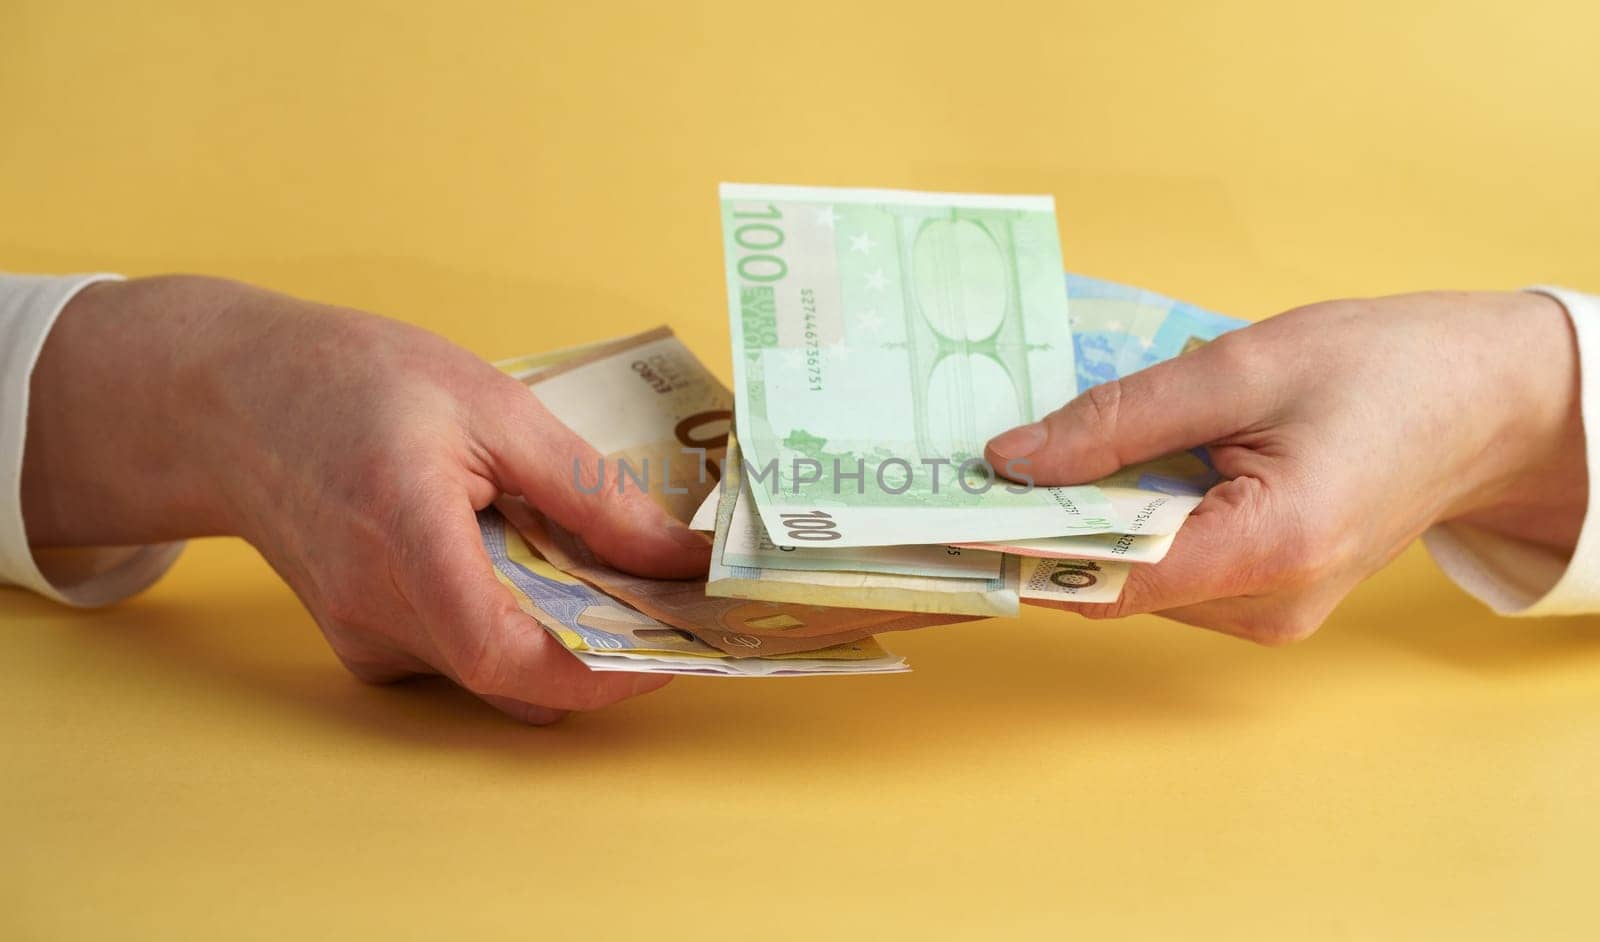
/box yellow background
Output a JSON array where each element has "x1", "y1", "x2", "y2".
[{"x1": 4, "y1": 1, "x2": 1600, "y2": 937}]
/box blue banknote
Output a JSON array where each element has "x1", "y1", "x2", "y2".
[{"x1": 1066, "y1": 273, "x2": 1248, "y2": 394}]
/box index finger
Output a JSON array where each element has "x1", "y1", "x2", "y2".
[{"x1": 987, "y1": 329, "x2": 1279, "y2": 486}]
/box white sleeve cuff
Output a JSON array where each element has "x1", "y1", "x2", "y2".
[
  {"x1": 1423, "y1": 286, "x2": 1600, "y2": 616},
  {"x1": 0, "y1": 273, "x2": 185, "y2": 607}
]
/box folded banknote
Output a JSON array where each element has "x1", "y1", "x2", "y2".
[{"x1": 480, "y1": 508, "x2": 910, "y2": 676}]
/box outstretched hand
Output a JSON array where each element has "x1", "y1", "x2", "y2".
[
  {"x1": 25, "y1": 276, "x2": 712, "y2": 723},
  {"x1": 987, "y1": 291, "x2": 1585, "y2": 642}
]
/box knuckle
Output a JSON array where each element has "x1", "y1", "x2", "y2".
[
  {"x1": 595, "y1": 472, "x2": 643, "y2": 519},
  {"x1": 1078, "y1": 380, "x2": 1125, "y2": 439},
  {"x1": 1198, "y1": 329, "x2": 1269, "y2": 388},
  {"x1": 1280, "y1": 297, "x2": 1362, "y2": 322},
  {"x1": 1054, "y1": 380, "x2": 1126, "y2": 471},
  {"x1": 588, "y1": 470, "x2": 672, "y2": 544},
  {"x1": 561, "y1": 479, "x2": 633, "y2": 553},
  {"x1": 454, "y1": 626, "x2": 514, "y2": 695},
  {"x1": 482, "y1": 373, "x2": 552, "y2": 436}
]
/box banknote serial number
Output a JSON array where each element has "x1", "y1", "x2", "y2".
[{"x1": 801, "y1": 288, "x2": 822, "y2": 390}]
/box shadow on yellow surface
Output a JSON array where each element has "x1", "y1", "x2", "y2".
[
  {"x1": 15, "y1": 538, "x2": 1600, "y2": 761},
  {"x1": 11, "y1": 525, "x2": 1600, "y2": 940}
]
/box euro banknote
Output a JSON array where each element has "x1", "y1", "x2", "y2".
[
  {"x1": 499, "y1": 330, "x2": 985, "y2": 661},
  {"x1": 480, "y1": 507, "x2": 908, "y2": 675},
  {"x1": 718, "y1": 183, "x2": 1225, "y2": 547},
  {"x1": 720, "y1": 492, "x2": 1004, "y2": 579},
  {"x1": 511, "y1": 325, "x2": 731, "y2": 525},
  {"x1": 708, "y1": 438, "x2": 1130, "y2": 608},
  {"x1": 690, "y1": 484, "x2": 1006, "y2": 575},
  {"x1": 1019, "y1": 555, "x2": 1130, "y2": 605},
  {"x1": 693, "y1": 479, "x2": 1178, "y2": 566},
  {"x1": 958, "y1": 530, "x2": 1177, "y2": 565},
  {"x1": 688, "y1": 486, "x2": 720, "y2": 531},
  {"x1": 691, "y1": 467, "x2": 1177, "y2": 562},
  {"x1": 706, "y1": 439, "x2": 1025, "y2": 616},
  {"x1": 496, "y1": 336, "x2": 625, "y2": 381},
  {"x1": 499, "y1": 496, "x2": 979, "y2": 651},
  {"x1": 720, "y1": 182, "x2": 1125, "y2": 547},
  {"x1": 1065, "y1": 272, "x2": 1248, "y2": 394},
  {"x1": 965, "y1": 274, "x2": 1249, "y2": 560}
]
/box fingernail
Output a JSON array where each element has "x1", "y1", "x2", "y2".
[
  {"x1": 987, "y1": 422, "x2": 1046, "y2": 460},
  {"x1": 669, "y1": 523, "x2": 711, "y2": 549}
]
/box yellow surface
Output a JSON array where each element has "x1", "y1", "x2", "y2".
[{"x1": 4, "y1": 1, "x2": 1600, "y2": 937}]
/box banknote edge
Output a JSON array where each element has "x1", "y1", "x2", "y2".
[{"x1": 719, "y1": 181, "x2": 1054, "y2": 213}]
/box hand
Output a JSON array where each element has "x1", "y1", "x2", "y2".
[
  {"x1": 24, "y1": 276, "x2": 711, "y2": 723},
  {"x1": 985, "y1": 291, "x2": 1585, "y2": 643}
]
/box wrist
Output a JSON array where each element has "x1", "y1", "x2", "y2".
[
  {"x1": 22, "y1": 276, "x2": 252, "y2": 545},
  {"x1": 1443, "y1": 291, "x2": 1587, "y2": 553}
]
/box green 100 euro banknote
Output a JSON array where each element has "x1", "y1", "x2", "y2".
[{"x1": 720, "y1": 183, "x2": 1120, "y2": 548}]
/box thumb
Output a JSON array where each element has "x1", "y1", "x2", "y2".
[
  {"x1": 479, "y1": 393, "x2": 711, "y2": 580},
  {"x1": 985, "y1": 334, "x2": 1270, "y2": 485}
]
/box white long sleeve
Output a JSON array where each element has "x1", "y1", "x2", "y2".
[
  {"x1": 0, "y1": 273, "x2": 183, "y2": 607},
  {"x1": 1423, "y1": 287, "x2": 1600, "y2": 615}
]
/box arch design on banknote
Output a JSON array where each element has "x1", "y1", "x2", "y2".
[{"x1": 892, "y1": 209, "x2": 1046, "y2": 459}]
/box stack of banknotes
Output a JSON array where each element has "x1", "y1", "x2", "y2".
[{"x1": 475, "y1": 184, "x2": 1246, "y2": 676}]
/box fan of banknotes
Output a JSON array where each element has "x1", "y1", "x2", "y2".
[{"x1": 477, "y1": 184, "x2": 1246, "y2": 676}]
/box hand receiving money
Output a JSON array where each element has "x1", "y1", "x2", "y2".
[{"x1": 25, "y1": 276, "x2": 710, "y2": 723}]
